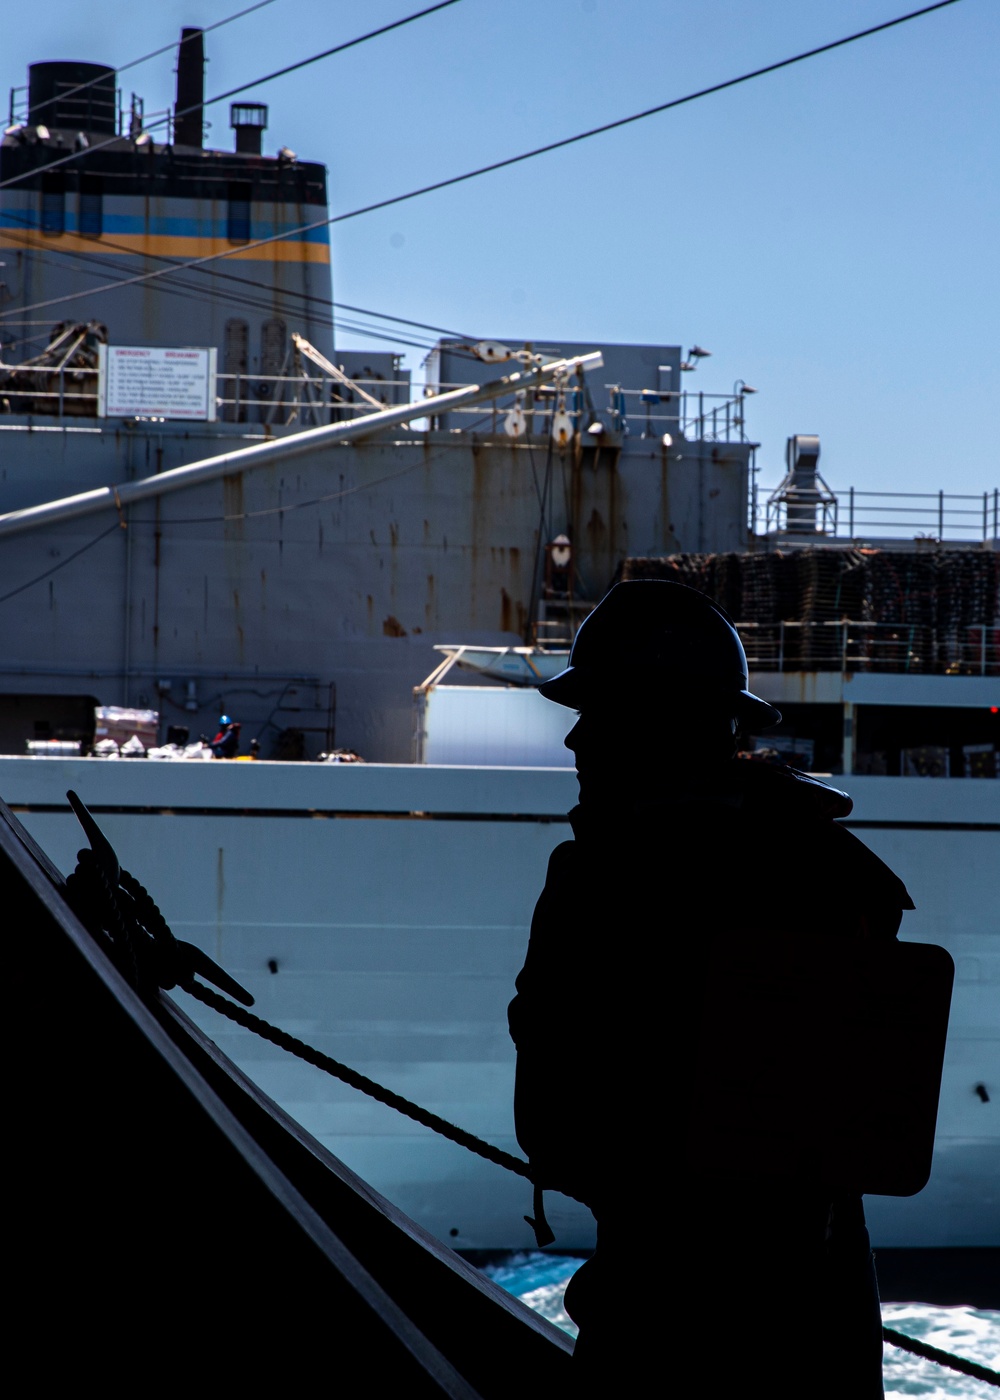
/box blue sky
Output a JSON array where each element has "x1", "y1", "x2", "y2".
[{"x1": 4, "y1": 0, "x2": 997, "y2": 503}]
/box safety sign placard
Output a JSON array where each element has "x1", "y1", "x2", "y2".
[{"x1": 98, "y1": 344, "x2": 218, "y2": 421}]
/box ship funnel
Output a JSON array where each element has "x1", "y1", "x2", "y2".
[
  {"x1": 174, "y1": 27, "x2": 205, "y2": 148},
  {"x1": 28, "y1": 62, "x2": 117, "y2": 135},
  {"x1": 231, "y1": 102, "x2": 268, "y2": 155}
]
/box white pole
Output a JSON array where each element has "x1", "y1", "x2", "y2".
[{"x1": 0, "y1": 352, "x2": 603, "y2": 540}]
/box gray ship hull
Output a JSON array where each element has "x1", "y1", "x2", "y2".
[{"x1": 4, "y1": 755, "x2": 996, "y2": 1252}]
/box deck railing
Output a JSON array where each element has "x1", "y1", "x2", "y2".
[
  {"x1": 0, "y1": 369, "x2": 411, "y2": 424},
  {"x1": 0, "y1": 365, "x2": 751, "y2": 442},
  {"x1": 597, "y1": 386, "x2": 751, "y2": 442},
  {"x1": 738, "y1": 619, "x2": 999, "y2": 676},
  {"x1": 0, "y1": 366, "x2": 100, "y2": 417},
  {"x1": 754, "y1": 484, "x2": 999, "y2": 544}
]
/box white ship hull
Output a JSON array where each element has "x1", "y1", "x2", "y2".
[{"x1": 4, "y1": 754, "x2": 997, "y2": 1252}]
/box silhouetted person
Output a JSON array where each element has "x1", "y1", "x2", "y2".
[{"x1": 508, "y1": 581, "x2": 913, "y2": 1397}]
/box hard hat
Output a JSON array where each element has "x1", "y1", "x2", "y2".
[
  {"x1": 219, "y1": 714, "x2": 232, "y2": 726},
  {"x1": 538, "y1": 579, "x2": 781, "y2": 732}
]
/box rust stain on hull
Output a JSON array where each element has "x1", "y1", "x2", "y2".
[
  {"x1": 222, "y1": 473, "x2": 245, "y2": 536},
  {"x1": 500, "y1": 587, "x2": 513, "y2": 634}
]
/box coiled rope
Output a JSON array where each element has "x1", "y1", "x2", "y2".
[{"x1": 66, "y1": 843, "x2": 999, "y2": 1387}]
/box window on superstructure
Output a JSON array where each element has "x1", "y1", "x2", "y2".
[
  {"x1": 40, "y1": 173, "x2": 65, "y2": 236},
  {"x1": 258, "y1": 317, "x2": 286, "y2": 423},
  {"x1": 227, "y1": 181, "x2": 252, "y2": 243},
  {"x1": 79, "y1": 175, "x2": 103, "y2": 237},
  {"x1": 224, "y1": 318, "x2": 249, "y2": 422}
]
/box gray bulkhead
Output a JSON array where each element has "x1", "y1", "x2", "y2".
[{"x1": 0, "y1": 391, "x2": 751, "y2": 760}]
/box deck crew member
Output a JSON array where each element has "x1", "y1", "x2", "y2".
[
  {"x1": 509, "y1": 580, "x2": 914, "y2": 1397},
  {"x1": 209, "y1": 714, "x2": 242, "y2": 759}
]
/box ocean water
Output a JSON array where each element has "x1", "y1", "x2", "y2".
[{"x1": 480, "y1": 1254, "x2": 1000, "y2": 1397}]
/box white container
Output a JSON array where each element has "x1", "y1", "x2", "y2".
[
  {"x1": 413, "y1": 685, "x2": 574, "y2": 766},
  {"x1": 26, "y1": 739, "x2": 82, "y2": 757}
]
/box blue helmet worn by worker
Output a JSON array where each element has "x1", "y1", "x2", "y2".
[{"x1": 538, "y1": 579, "x2": 781, "y2": 732}]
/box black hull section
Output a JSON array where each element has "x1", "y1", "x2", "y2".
[{"x1": 3, "y1": 798, "x2": 572, "y2": 1392}]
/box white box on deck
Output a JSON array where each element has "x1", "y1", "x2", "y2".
[{"x1": 414, "y1": 685, "x2": 575, "y2": 766}]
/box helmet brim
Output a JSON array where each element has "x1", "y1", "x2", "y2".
[
  {"x1": 537, "y1": 666, "x2": 587, "y2": 707},
  {"x1": 538, "y1": 665, "x2": 781, "y2": 733}
]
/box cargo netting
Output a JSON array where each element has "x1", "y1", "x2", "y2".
[{"x1": 619, "y1": 548, "x2": 999, "y2": 675}]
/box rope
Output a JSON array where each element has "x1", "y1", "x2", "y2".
[
  {"x1": 66, "y1": 849, "x2": 142, "y2": 992},
  {"x1": 182, "y1": 978, "x2": 536, "y2": 1187},
  {"x1": 882, "y1": 1327, "x2": 1000, "y2": 1386},
  {"x1": 79, "y1": 848, "x2": 540, "y2": 1189},
  {"x1": 119, "y1": 868, "x2": 183, "y2": 979}
]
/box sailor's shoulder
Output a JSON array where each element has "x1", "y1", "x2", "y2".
[
  {"x1": 730, "y1": 758, "x2": 853, "y2": 820},
  {"x1": 544, "y1": 837, "x2": 579, "y2": 877},
  {"x1": 821, "y1": 819, "x2": 915, "y2": 910}
]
